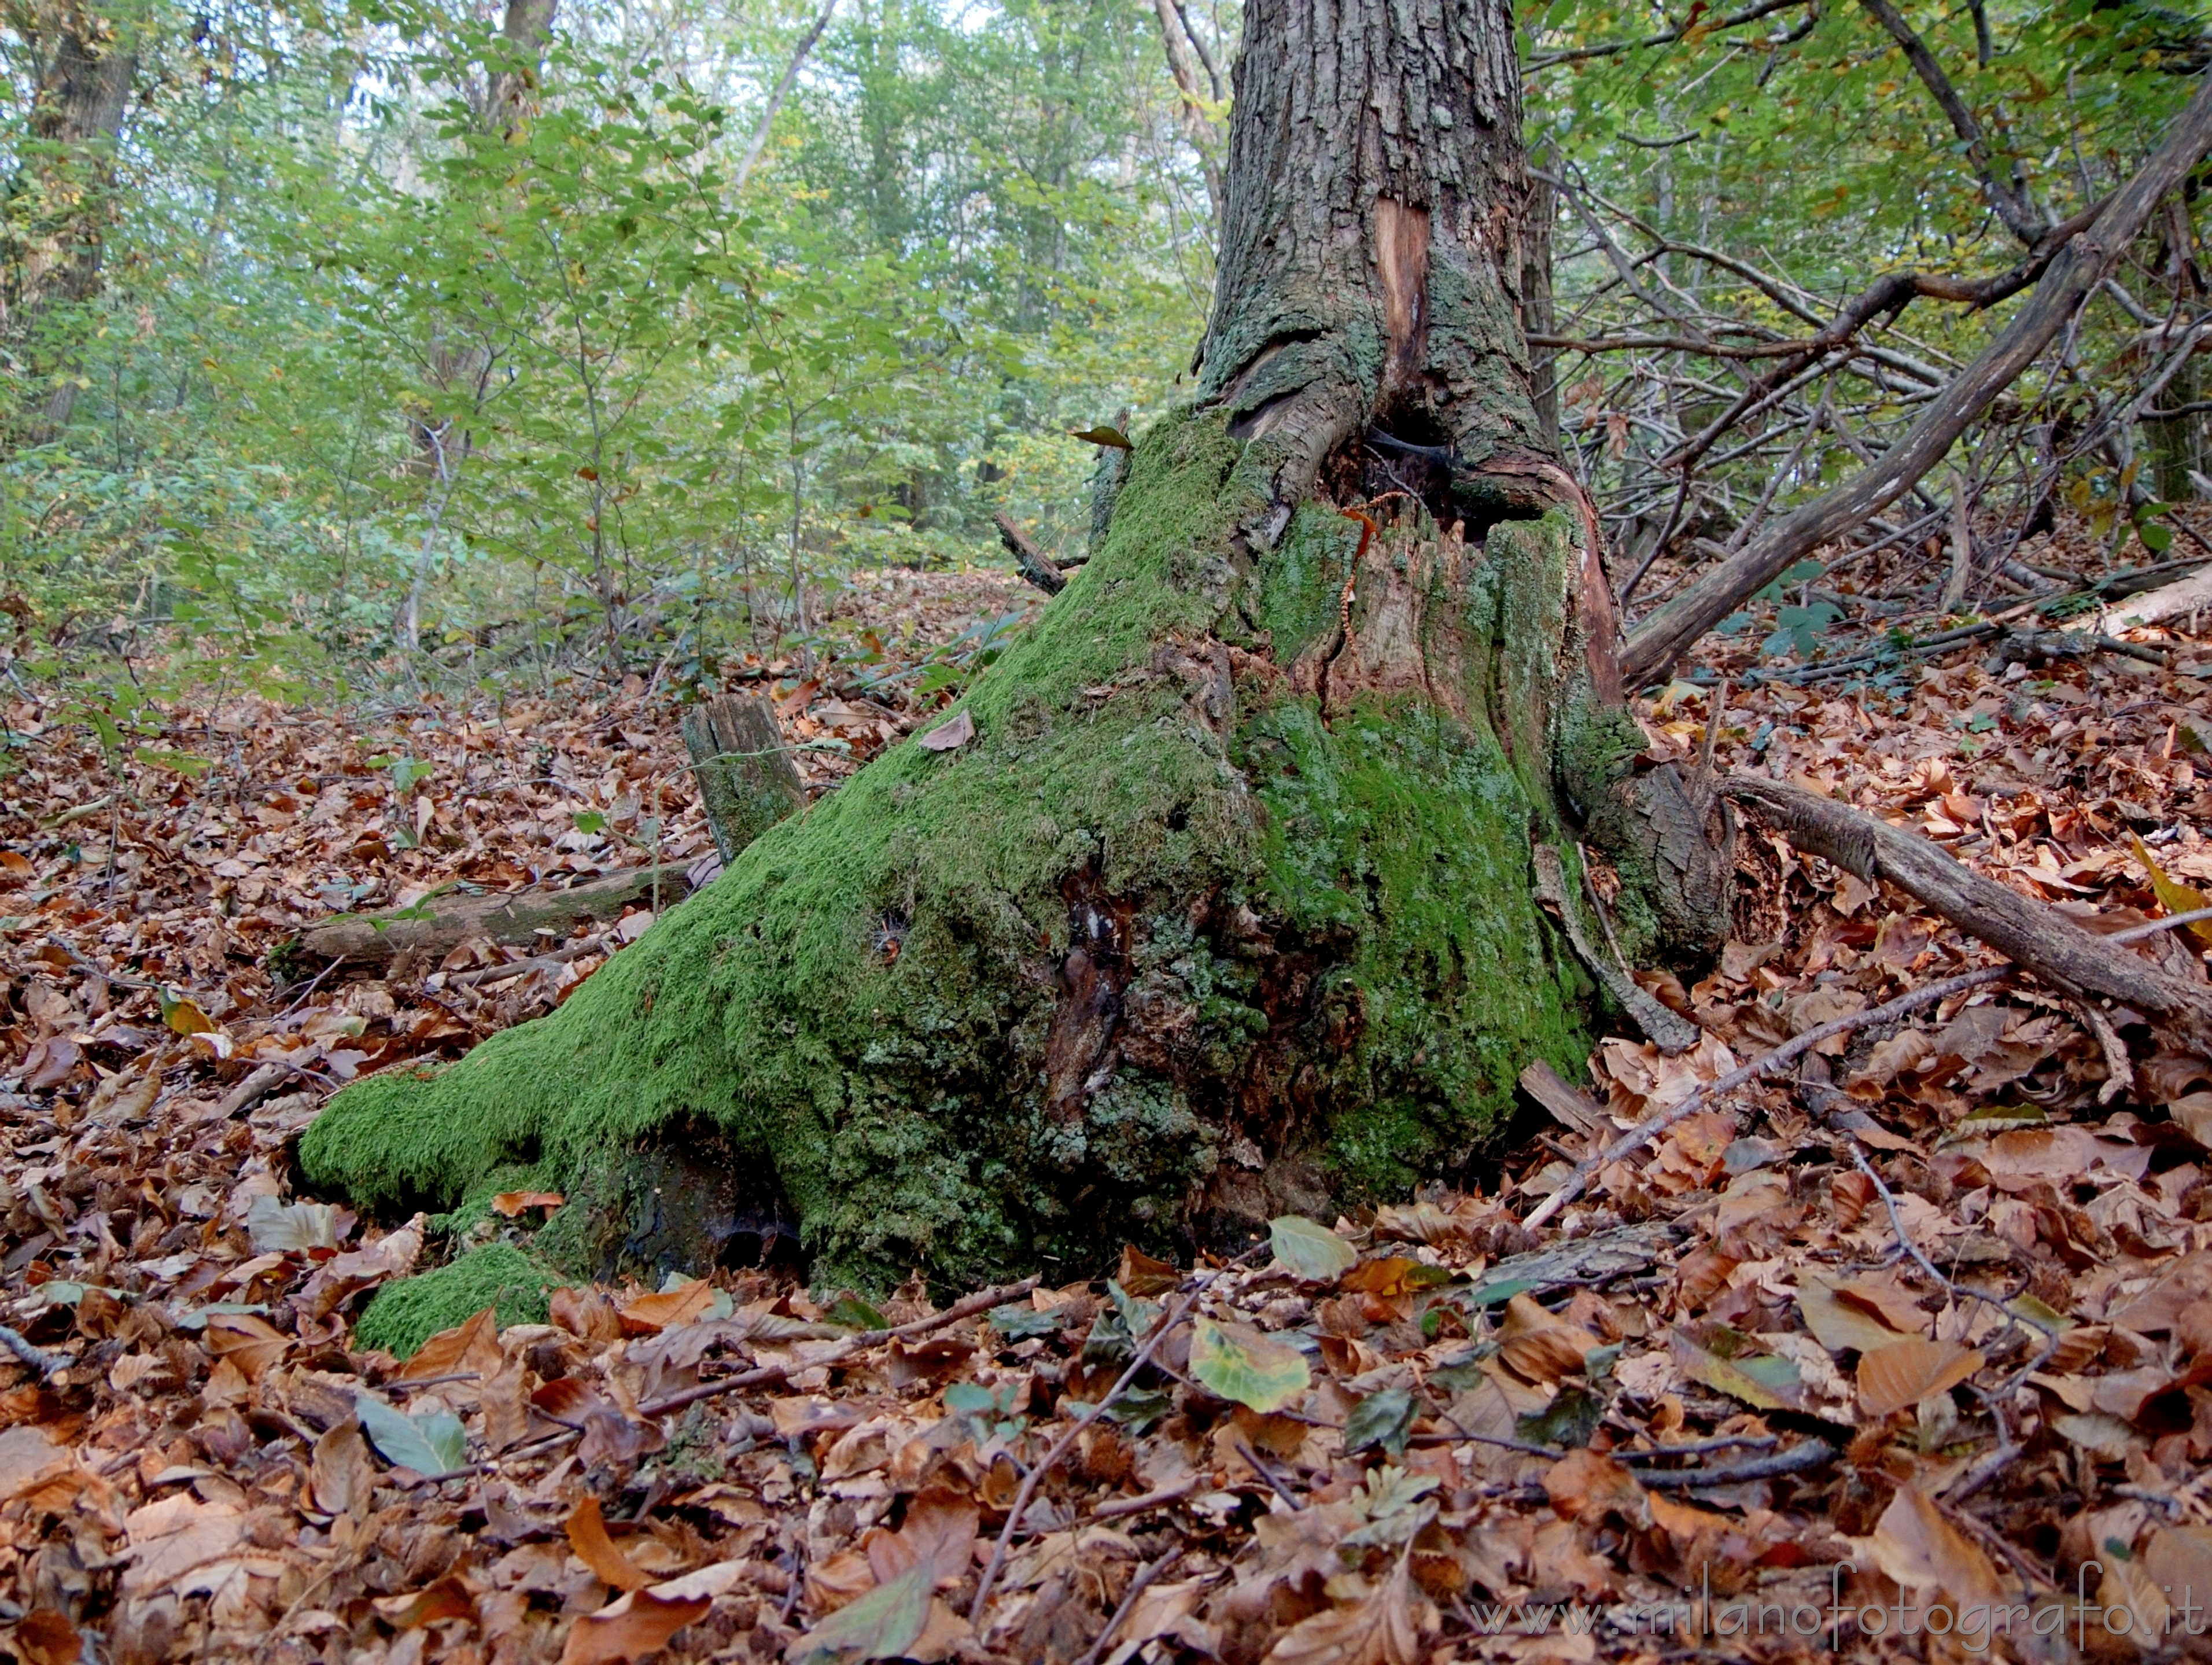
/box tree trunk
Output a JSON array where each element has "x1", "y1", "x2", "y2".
[
  {"x1": 2, "y1": 17, "x2": 138, "y2": 448},
  {"x1": 301, "y1": 0, "x2": 1727, "y2": 1294}
]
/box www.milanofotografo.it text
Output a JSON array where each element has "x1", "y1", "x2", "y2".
[{"x1": 1470, "y1": 1563, "x2": 2210, "y2": 1653}]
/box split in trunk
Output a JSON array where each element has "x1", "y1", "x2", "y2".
[{"x1": 300, "y1": 0, "x2": 1734, "y2": 1293}]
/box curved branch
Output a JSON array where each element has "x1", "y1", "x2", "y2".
[
  {"x1": 1860, "y1": 0, "x2": 2044, "y2": 247},
  {"x1": 1526, "y1": 0, "x2": 1811, "y2": 67}
]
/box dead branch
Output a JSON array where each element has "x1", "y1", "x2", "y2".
[
  {"x1": 995, "y1": 511, "x2": 1067, "y2": 595},
  {"x1": 1723, "y1": 773, "x2": 2212, "y2": 1047},
  {"x1": 301, "y1": 864, "x2": 694, "y2": 966},
  {"x1": 1620, "y1": 69, "x2": 2212, "y2": 684}
]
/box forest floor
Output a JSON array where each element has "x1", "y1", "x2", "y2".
[{"x1": 3, "y1": 524, "x2": 2212, "y2": 1665}]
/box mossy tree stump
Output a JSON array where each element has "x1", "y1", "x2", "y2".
[{"x1": 300, "y1": 0, "x2": 1728, "y2": 1294}]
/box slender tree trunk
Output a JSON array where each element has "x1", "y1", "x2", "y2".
[
  {"x1": 303, "y1": 0, "x2": 1727, "y2": 1297},
  {"x1": 1, "y1": 16, "x2": 138, "y2": 450}
]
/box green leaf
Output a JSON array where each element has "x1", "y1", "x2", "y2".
[
  {"x1": 1428, "y1": 1347, "x2": 1492, "y2": 1392},
  {"x1": 788, "y1": 1560, "x2": 932, "y2": 1664},
  {"x1": 572, "y1": 809, "x2": 608, "y2": 835},
  {"x1": 135, "y1": 747, "x2": 213, "y2": 779},
  {"x1": 1341, "y1": 1385, "x2": 1417, "y2": 1457},
  {"x1": 387, "y1": 757, "x2": 433, "y2": 795},
  {"x1": 355, "y1": 1394, "x2": 468, "y2": 1476},
  {"x1": 1269, "y1": 1214, "x2": 1356, "y2": 1281},
  {"x1": 987, "y1": 1302, "x2": 1061, "y2": 1339},
  {"x1": 1518, "y1": 1385, "x2": 1604, "y2": 1449},
  {"x1": 1188, "y1": 1317, "x2": 1310, "y2": 1413},
  {"x1": 821, "y1": 1293, "x2": 889, "y2": 1331},
  {"x1": 1671, "y1": 1328, "x2": 1804, "y2": 1412}
]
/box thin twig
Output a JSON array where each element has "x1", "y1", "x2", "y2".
[
  {"x1": 639, "y1": 1277, "x2": 1040, "y2": 1418},
  {"x1": 1635, "y1": 1438, "x2": 1836, "y2": 1489},
  {"x1": 969, "y1": 1279, "x2": 1214, "y2": 1625},
  {"x1": 1090, "y1": 1477, "x2": 1201, "y2": 1521},
  {"x1": 1073, "y1": 1546, "x2": 1186, "y2": 1665},
  {"x1": 0, "y1": 1324, "x2": 64, "y2": 1378}
]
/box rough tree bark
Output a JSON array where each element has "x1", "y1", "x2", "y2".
[
  {"x1": 301, "y1": 0, "x2": 1731, "y2": 1292},
  {"x1": 1, "y1": 5, "x2": 138, "y2": 449}
]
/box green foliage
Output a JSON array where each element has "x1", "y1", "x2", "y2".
[{"x1": 1, "y1": 0, "x2": 1212, "y2": 713}]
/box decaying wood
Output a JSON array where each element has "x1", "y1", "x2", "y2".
[
  {"x1": 1517, "y1": 1058, "x2": 1607, "y2": 1137},
  {"x1": 301, "y1": 865, "x2": 691, "y2": 966},
  {"x1": 994, "y1": 511, "x2": 1066, "y2": 595},
  {"x1": 1724, "y1": 773, "x2": 2212, "y2": 1045},
  {"x1": 681, "y1": 692, "x2": 806, "y2": 864},
  {"x1": 2109, "y1": 560, "x2": 2212, "y2": 628},
  {"x1": 1472, "y1": 1218, "x2": 1682, "y2": 1297},
  {"x1": 1531, "y1": 845, "x2": 1697, "y2": 1051}
]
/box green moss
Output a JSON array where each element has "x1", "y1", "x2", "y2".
[
  {"x1": 353, "y1": 1243, "x2": 558, "y2": 1359},
  {"x1": 1243, "y1": 694, "x2": 1590, "y2": 1195},
  {"x1": 301, "y1": 411, "x2": 1613, "y2": 1294}
]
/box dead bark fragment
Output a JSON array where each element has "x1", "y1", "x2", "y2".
[{"x1": 994, "y1": 513, "x2": 1066, "y2": 596}]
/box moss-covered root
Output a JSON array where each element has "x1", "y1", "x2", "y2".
[
  {"x1": 353, "y1": 1243, "x2": 558, "y2": 1359},
  {"x1": 301, "y1": 409, "x2": 1612, "y2": 1294}
]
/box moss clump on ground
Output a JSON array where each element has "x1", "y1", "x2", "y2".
[
  {"x1": 301, "y1": 411, "x2": 1626, "y2": 1294},
  {"x1": 353, "y1": 1243, "x2": 557, "y2": 1359}
]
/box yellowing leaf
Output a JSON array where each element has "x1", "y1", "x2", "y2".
[
  {"x1": 1189, "y1": 1317, "x2": 1311, "y2": 1413},
  {"x1": 159, "y1": 990, "x2": 218, "y2": 1036},
  {"x1": 787, "y1": 1561, "x2": 934, "y2": 1664},
  {"x1": 1855, "y1": 1336, "x2": 1984, "y2": 1420},
  {"x1": 1269, "y1": 1215, "x2": 1356, "y2": 1282},
  {"x1": 2132, "y1": 835, "x2": 2212, "y2": 948},
  {"x1": 1669, "y1": 1327, "x2": 1803, "y2": 1411}
]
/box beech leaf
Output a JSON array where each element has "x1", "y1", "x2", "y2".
[
  {"x1": 1188, "y1": 1317, "x2": 1310, "y2": 1413},
  {"x1": 916, "y1": 710, "x2": 974, "y2": 752},
  {"x1": 354, "y1": 1394, "x2": 467, "y2": 1477},
  {"x1": 787, "y1": 1560, "x2": 932, "y2": 1663},
  {"x1": 1270, "y1": 1215, "x2": 1356, "y2": 1281},
  {"x1": 1855, "y1": 1336, "x2": 1984, "y2": 1419},
  {"x1": 559, "y1": 1586, "x2": 714, "y2": 1665},
  {"x1": 566, "y1": 1496, "x2": 652, "y2": 1592},
  {"x1": 1342, "y1": 1385, "x2": 1417, "y2": 1456}
]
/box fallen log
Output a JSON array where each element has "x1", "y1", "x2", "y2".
[
  {"x1": 1723, "y1": 773, "x2": 2212, "y2": 1046},
  {"x1": 300, "y1": 865, "x2": 694, "y2": 967},
  {"x1": 2107, "y1": 561, "x2": 2212, "y2": 630}
]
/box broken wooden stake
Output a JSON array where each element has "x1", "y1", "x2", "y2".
[{"x1": 681, "y1": 692, "x2": 806, "y2": 865}]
